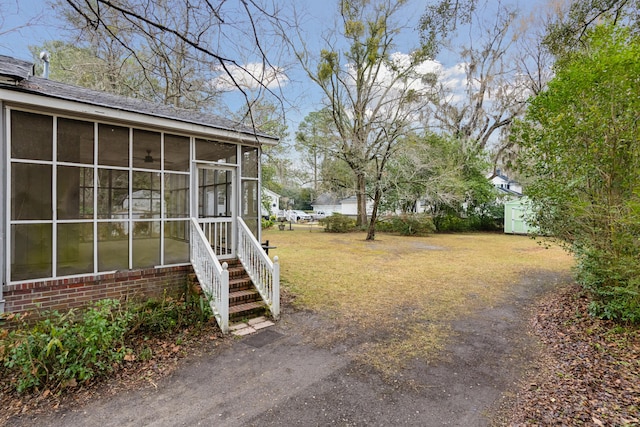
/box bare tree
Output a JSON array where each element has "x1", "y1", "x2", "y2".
[
  {"x1": 282, "y1": 0, "x2": 442, "y2": 239},
  {"x1": 60, "y1": 0, "x2": 286, "y2": 118},
  {"x1": 424, "y1": 2, "x2": 530, "y2": 176}
]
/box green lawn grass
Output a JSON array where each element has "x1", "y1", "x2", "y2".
[{"x1": 263, "y1": 227, "x2": 574, "y2": 375}]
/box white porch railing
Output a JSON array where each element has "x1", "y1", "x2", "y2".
[
  {"x1": 237, "y1": 218, "x2": 280, "y2": 319},
  {"x1": 198, "y1": 217, "x2": 233, "y2": 257},
  {"x1": 190, "y1": 218, "x2": 229, "y2": 333}
]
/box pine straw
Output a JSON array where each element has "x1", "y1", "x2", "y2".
[{"x1": 266, "y1": 229, "x2": 574, "y2": 376}]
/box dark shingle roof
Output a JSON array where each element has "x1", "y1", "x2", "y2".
[
  {"x1": 0, "y1": 55, "x2": 277, "y2": 143},
  {"x1": 0, "y1": 55, "x2": 34, "y2": 82}
]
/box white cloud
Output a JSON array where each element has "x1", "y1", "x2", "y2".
[{"x1": 210, "y1": 62, "x2": 288, "y2": 91}]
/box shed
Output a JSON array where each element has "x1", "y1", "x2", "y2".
[{"x1": 504, "y1": 198, "x2": 536, "y2": 234}]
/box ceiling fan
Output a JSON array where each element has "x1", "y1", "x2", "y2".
[
  {"x1": 144, "y1": 149, "x2": 154, "y2": 163},
  {"x1": 133, "y1": 149, "x2": 158, "y2": 164}
]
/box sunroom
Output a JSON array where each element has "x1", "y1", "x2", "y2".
[{"x1": 0, "y1": 55, "x2": 279, "y2": 332}]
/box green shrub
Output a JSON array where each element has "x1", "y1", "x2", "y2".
[
  {"x1": 1, "y1": 299, "x2": 131, "y2": 393},
  {"x1": 432, "y1": 210, "x2": 503, "y2": 233},
  {"x1": 319, "y1": 213, "x2": 356, "y2": 233},
  {"x1": 575, "y1": 246, "x2": 640, "y2": 323},
  {"x1": 433, "y1": 214, "x2": 471, "y2": 232},
  {"x1": 377, "y1": 214, "x2": 435, "y2": 236},
  {"x1": 129, "y1": 294, "x2": 212, "y2": 336},
  {"x1": 261, "y1": 218, "x2": 274, "y2": 229},
  {"x1": 0, "y1": 295, "x2": 214, "y2": 394}
]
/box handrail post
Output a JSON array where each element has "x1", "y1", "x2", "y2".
[
  {"x1": 272, "y1": 256, "x2": 280, "y2": 319},
  {"x1": 220, "y1": 262, "x2": 229, "y2": 333}
]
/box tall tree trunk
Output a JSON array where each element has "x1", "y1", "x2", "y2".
[
  {"x1": 366, "y1": 186, "x2": 382, "y2": 240},
  {"x1": 356, "y1": 171, "x2": 367, "y2": 228}
]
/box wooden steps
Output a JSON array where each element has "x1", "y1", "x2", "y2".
[{"x1": 188, "y1": 259, "x2": 267, "y2": 325}]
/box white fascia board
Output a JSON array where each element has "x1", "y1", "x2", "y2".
[
  {"x1": 0, "y1": 89, "x2": 278, "y2": 146},
  {"x1": 0, "y1": 100, "x2": 5, "y2": 310}
]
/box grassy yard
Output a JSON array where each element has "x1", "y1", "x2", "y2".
[{"x1": 263, "y1": 226, "x2": 574, "y2": 375}]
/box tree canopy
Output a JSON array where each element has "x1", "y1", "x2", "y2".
[{"x1": 515, "y1": 24, "x2": 640, "y2": 322}]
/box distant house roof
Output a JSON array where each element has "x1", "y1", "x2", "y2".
[
  {"x1": 340, "y1": 196, "x2": 358, "y2": 204},
  {"x1": 496, "y1": 187, "x2": 523, "y2": 197},
  {"x1": 311, "y1": 193, "x2": 341, "y2": 206},
  {"x1": 0, "y1": 55, "x2": 278, "y2": 145},
  {"x1": 264, "y1": 188, "x2": 281, "y2": 198}
]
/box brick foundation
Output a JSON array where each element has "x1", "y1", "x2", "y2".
[{"x1": 2, "y1": 265, "x2": 193, "y2": 315}]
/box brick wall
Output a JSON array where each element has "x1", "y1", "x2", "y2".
[{"x1": 3, "y1": 265, "x2": 192, "y2": 315}]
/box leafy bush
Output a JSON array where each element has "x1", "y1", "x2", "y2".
[
  {"x1": 433, "y1": 214, "x2": 471, "y2": 232},
  {"x1": 432, "y1": 206, "x2": 503, "y2": 233},
  {"x1": 514, "y1": 25, "x2": 640, "y2": 323},
  {"x1": 377, "y1": 214, "x2": 435, "y2": 236},
  {"x1": 575, "y1": 246, "x2": 640, "y2": 323},
  {"x1": 1, "y1": 299, "x2": 131, "y2": 393},
  {"x1": 1, "y1": 295, "x2": 214, "y2": 394},
  {"x1": 129, "y1": 294, "x2": 212, "y2": 336},
  {"x1": 261, "y1": 217, "x2": 274, "y2": 229},
  {"x1": 319, "y1": 213, "x2": 356, "y2": 233}
]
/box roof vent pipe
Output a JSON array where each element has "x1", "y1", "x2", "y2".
[{"x1": 40, "y1": 51, "x2": 50, "y2": 79}]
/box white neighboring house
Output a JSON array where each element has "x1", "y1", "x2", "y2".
[
  {"x1": 311, "y1": 193, "x2": 374, "y2": 217},
  {"x1": 262, "y1": 188, "x2": 280, "y2": 218},
  {"x1": 311, "y1": 193, "x2": 341, "y2": 216},
  {"x1": 490, "y1": 169, "x2": 523, "y2": 197}
]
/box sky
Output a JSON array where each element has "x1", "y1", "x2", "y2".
[{"x1": 0, "y1": 0, "x2": 541, "y2": 143}]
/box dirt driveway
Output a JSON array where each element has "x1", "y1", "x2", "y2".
[{"x1": 8, "y1": 270, "x2": 570, "y2": 427}]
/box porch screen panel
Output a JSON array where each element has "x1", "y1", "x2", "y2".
[
  {"x1": 241, "y1": 180, "x2": 259, "y2": 235},
  {"x1": 11, "y1": 163, "x2": 52, "y2": 220},
  {"x1": 57, "y1": 166, "x2": 93, "y2": 219},
  {"x1": 57, "y1": 118, "x2": 94, "y2": 164},
  {"x1": 57, "y1": 223, "x2": 93, "y2": 275},
  {"x1": 164, "y1": 220, "x2": 189, "y2": 264},
  {"x1": 195, "y1": 139, "x2": 237, "y2": 163},
  {"x1": 11, "y1": 110, "x2": 52, "y2": 161},
  {"x1": 241, "y1": 147, "x2": 258, "y2": 178},
  {"x1": 165, "y1": 174, "x2": 189, "y2": 218},
  {"x1": 133, "y1": 129, "x2": 161, "y2": 170},
  {"x1": 133, "y1": 221, "x2": 160, "y2": 268},
  {"x1": 198, "y1": 169, "x2": 232, "y2": 217},
  {"x1": 98, "y1": 124, "x2": 129, "y2": 167},
  {"x1": 131, "y1": 171, "x2": 161, "y2": 218},
  {"x1": 164, "y1": 134, "x2": 190, "y2": 172},
  {"x1": 11, "y1": 224, "x2": 52, "y2": 281},
  {"x1": 97, "y1": 169, "x2": 129, "y2": 219},
  {"x1": 97, "y1": 222, "x2": 129, "y2": 271}
]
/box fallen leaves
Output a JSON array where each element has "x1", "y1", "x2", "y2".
[{"x1": 507, "y1": 284, "x2": 640, "y2": 425}]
